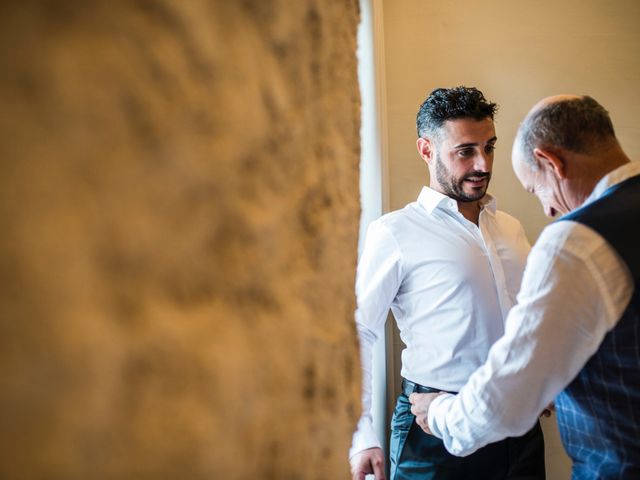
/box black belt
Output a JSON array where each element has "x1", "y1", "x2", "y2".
[{"x1": 402, "y1": 379, "x2": 456, "y2": 397}]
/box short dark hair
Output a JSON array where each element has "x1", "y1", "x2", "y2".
[
  {"x1": 416, "y1": 86, "x2": 498, "y2": 139},
  {"x1": 517, "y1": 96, "x2": 615, "y2": 168}
]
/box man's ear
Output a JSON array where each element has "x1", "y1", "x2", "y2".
[
  {"x1": 533, "y1": 147, "x2": 566, "y2": 180},
  {"x1": 417, "y1": 137, "x2": 435, "y2": 165}
]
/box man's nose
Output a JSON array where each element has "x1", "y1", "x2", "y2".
[{"x1": 473, "y1": 151, "x2": 492, "y2": 171}]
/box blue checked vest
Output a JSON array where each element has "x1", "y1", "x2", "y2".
[{"x1": 556, "y1": 173, "x2": 640, "y2": 479}]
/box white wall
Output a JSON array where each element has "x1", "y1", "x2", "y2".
[{"x1": 380, "y1": 0, "x2": 640, "y2": 477}]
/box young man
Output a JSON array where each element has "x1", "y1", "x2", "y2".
[
  {"x1": 411, "y1": 95, "x2": 640, "y2": 480},
  {"x1": 350, "y1": 87, "x2": 545, "y2": 480}
]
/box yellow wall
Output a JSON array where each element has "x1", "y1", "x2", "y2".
[
  {"x1": 381, "y1": 0, "x2": 640, "y2": 476},
  {"x1": 0, "y1": 2, "x2": 361, "y2": 478}
]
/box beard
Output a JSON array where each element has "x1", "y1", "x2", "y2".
[{"x1": 435, "y1": 153, "x2": 491, "y2": 202}]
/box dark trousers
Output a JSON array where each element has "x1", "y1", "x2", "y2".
[{"x1": 390, "y1": 393, "x2": 546, "y2": 480}]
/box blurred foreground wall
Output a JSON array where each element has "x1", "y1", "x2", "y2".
[{"x1": 0, "y1": 1, "x2": 362, "y2": 479}]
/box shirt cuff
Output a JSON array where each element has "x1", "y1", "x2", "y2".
[
  {"x1": 349, "y1": 416, "x2": 381, "y2": 459},
  {"x1": 427, "y1": 393, "x2": 454, "y2": 440}
]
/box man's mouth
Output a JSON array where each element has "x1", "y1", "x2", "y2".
[{"x1": 463, "y1": 175, "x2": 489, "y2": 186}]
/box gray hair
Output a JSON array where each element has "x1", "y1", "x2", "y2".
[{"x1": 516, "y1": 96, "x2": 615, "y2": 169}]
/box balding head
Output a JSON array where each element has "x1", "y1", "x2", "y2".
[
  {"x1": 513, "y1": 95, "x2": 616, "y2": 171},
  {"x1": 511, "y1": 95, "x2": 630, "y2": 217}
]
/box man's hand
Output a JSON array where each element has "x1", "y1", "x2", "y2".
[
  {"x1": 350, "y1": 446, "x2": 386, "y2": 480},
  {"x1": 409, "y1": 392, "x2": 444, "y2": 435}
]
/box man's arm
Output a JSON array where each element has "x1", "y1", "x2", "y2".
[
  {"x1": 410, "y1": 393, "x2": 553, "y2": 436},
  {"x1": 424, "y1": 222, "x2": 632, "y2": 456},
  {"x1": 350, "y1": 220, "x2": 403, "y2": 478}
]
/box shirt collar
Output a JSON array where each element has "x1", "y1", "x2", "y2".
[
  {"x1": 417, "y1": 186, "x2": 497, "y2": 215},
  {"x1": 582, "y1": 161, "x2": 640, "y2": 206}
]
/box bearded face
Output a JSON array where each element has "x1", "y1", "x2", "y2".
[
  {"x1": 435, "y1": 149, "x2": 492, "y2": 202},
  {"x1": 426, "y1": 117, "x2": 496, "y2": 203}
]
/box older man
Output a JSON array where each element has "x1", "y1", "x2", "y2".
[{"x1": 411, "y1": 95, "x2": 640, "y2": 480}]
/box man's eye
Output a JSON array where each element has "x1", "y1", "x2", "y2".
[
  {"x1": 458, "y1": 149, "x2": 473, "y2": 157},
  {"x1": 485, "y1": 145, "x2": 496, "y2": 154}
]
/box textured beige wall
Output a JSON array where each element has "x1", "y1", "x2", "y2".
[
  {"x1": 381, "y1": 0, "x2": 640, "y2": 477},
  {"x1": 0, "y1": 1, "x2": 361, "y2": 479}
]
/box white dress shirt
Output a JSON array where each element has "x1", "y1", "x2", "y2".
[
  {"x1": 427, "y1": 162, "x2": 640, "y2": 457},
  {"x1": 350, "y1": 186, "x2": 531, "y2": 457}
]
